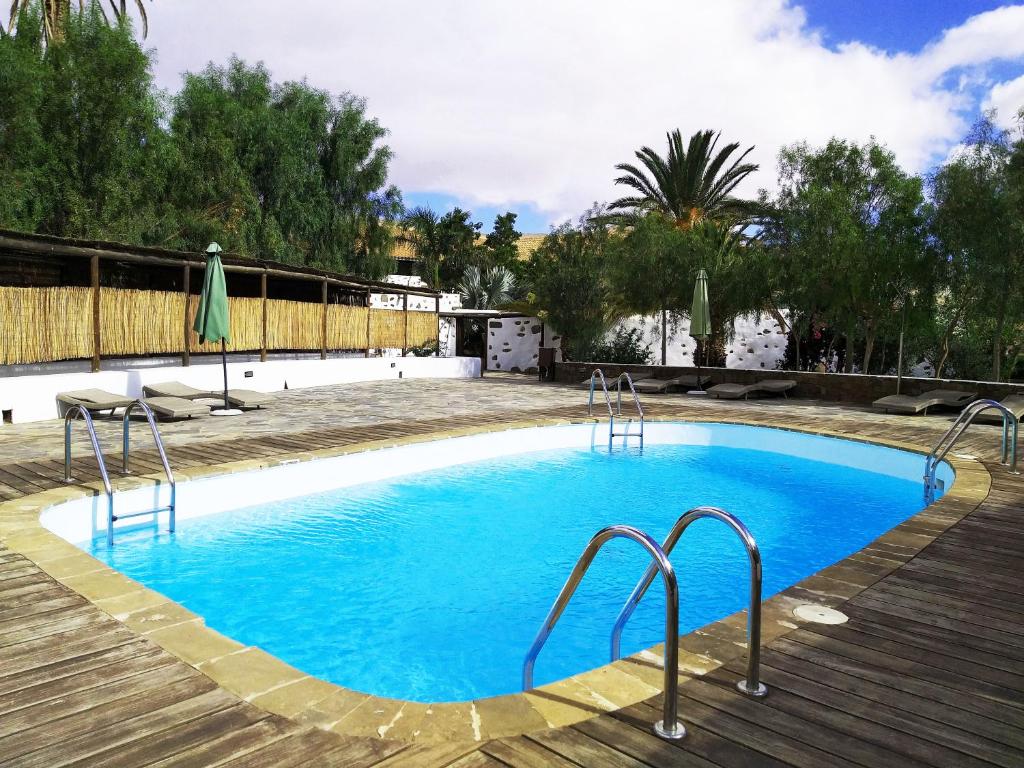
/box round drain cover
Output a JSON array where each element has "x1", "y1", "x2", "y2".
[{"x1": 794, "y1": 604, "x2": 848, "y2": 625}]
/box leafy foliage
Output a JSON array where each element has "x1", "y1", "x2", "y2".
[
  {"x1": 588, "y1": 326, "x2": 652, "y2": 365},
  {"x1": 527, "y1": 209, "x2": 619, "y2": 359},
  {"x1": 457, "y1": 265, "x2": 515, "y2": 310},
  {"x1": 3, "y1": 0, "x2": 152, "y2": 43},
  {"x1": 760, "y1": 138, "x2": 933, "y2": 373},
  {"x1": 607, "y1": 129, "x2": 758, "y2": 227},
  {"x1": 0, "y1": 11, "x2": 402, "y2": 278}
]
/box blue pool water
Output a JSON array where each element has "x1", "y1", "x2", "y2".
[{"x1": 89, "y1": 426, "x2": 933, "y2": 702}]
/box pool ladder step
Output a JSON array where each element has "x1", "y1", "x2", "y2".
[
  {"x1": 523, "y1": 506, "x2": 766, "y2": 742},
  {"x1": 587, "y1": 369, "x2": 644, "y2": 448},
  {"x1": 64, "y1": 399, "x2": 177, "y2": 547}
]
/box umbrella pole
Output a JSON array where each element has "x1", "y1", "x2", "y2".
[{"x1": 221, "y1": 339, "x2": 229, "y2": 411}]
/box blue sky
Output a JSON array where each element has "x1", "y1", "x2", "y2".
[{"x1": 149, "y1": 1, "x2": 1024, "y2": 234}]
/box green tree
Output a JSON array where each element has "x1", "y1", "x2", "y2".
[
  {"x1": 3, "y1": 0, "x2": 153, "y2": 43},
  {"x1": 527, "y1": 209, "x2": 618, "y2": 359},
  {"x1": 457, "y1": 265, "x2": 515, "y2": 309},
  {"x1": 929, "y1": 115, "x2": 1023, "y2": 381},
  {"x1": 607, "y1": 129, "x2": 758, "y2": 228},
  {"x1": 482, "y1": 212, "x2": 522, "y2": 272},
  {"x1": 401, "y1": 206, "x2": 481, "y2": 289},
  {"x1": 2, "y1": 2, "x2": 170, "y2": 241},
  {"x1": 167, "y1": 58, "x2": 400, "y2": 276},
  {"x1": 763, "y1": 138, "x2": 932, "y2": 373}
]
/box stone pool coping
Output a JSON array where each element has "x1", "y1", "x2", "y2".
[{"x1": 0, "y1": 414, "x2": 991, "y2": 743}]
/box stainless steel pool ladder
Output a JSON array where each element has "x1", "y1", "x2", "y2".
[
  {"x1": 924, "y1": 398, "x2": 1018, "y2": 503},
  {"x1": 64, "y1": 399, "x2": 176, "y2": 547},
  {"x1": 610, "y1": 506, "x2": 767, "y2": 699},
  {"x1": 522, "y1": 525, "x2": 686, "y2": 740},
  {"x1": 587, "y1": 369, "x2": 644, "y2": 448}
]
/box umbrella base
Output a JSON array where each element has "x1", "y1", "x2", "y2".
[{"x1": 211, "y1": 408, "x2": 244, "y2": 417}]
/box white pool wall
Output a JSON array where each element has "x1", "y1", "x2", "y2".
[{"x1": 41, "y1": 422, "x2": 953, "y2": 546}]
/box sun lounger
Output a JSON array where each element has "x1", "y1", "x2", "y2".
[
  {"x1": 58, "y1": 389, "x2": 209, "y2": 419},
  {"x1": 143, "y1": 382, "x2": 272, "y2": 409},
  {"x1": 57, "y1": 389, "x2": 135, "y2": 415},
  {"x1": 971, "y1": 394, "x2": 1024, "y2": 424},
  {"x1": 632, "y1": 375, "x2": 710, "y2": 394},
  {"x1": 578, "y1": 372, "x2": 653, "y2": 388},
  {"x1": 706, "y1": 379, "x2": 797, "y2": 400},
  {"x1": 872, "y1": 389, "x2": 976, "y2": 415}
]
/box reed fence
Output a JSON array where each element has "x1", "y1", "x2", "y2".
[
  {"x1": 0, "y1": 286, "x2": 93, "y2": 364},
  {"x1": 0, "y1": 285, "x2": 438, "y2": 364}
]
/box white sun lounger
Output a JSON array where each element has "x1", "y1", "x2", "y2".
[
  {"x1": 872, "y1": 389, "x2": 976, "y2": 415},
  {"x1": 631, "y1": 375, "x2": 710, "y2": 394},
  {"x1": 578, "y1": 372, "x2": 653, "y2": 388},
  {"x1": 57, "y1": 389, "x2": 209, "y2": 419},
  {"x1": 706, "y1": 379, "x2": 797, "y2": 400},
  {"x1": 143, "y1": 382, "x2": 272, "y2": 409}
]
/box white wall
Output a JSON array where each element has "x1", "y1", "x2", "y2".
[
  {"x1": 614, "y1": 312, "x2": 789, "y2": 370},
  {"x1": 485, "y1": 317, "x2": 562, "y2": 373},
  {"x1": 0, "y1": 356, "x2": 481, "y2": 424}
]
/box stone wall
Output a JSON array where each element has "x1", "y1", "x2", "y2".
[
  {"x1": 555, "y1": 361, "x2": 1024, "y2": 404},
  {"x1": 486, "y1": 317, "x2": 562, "y2": 373}
]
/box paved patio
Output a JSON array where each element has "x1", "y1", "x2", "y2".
[{"x1": 1, "y1": 374, "x2": 1021, "y2": 766}]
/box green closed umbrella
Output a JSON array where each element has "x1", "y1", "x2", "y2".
[
  {"x1": 193, "y1": 243, "x2": 232, "y2": 412},
  {"x1": 690, "y1": 269, "x2": 710, "y2": 391}
]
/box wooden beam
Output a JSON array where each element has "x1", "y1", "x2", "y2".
[
  {"x1": 0, "y1": 233, "x2": 441, "y2": 296},
  {"x1": 321, "y1": 278, "x2": 328, "y2": 360},
  {"x1": 90, "y1": 254, "x2": 100, "y2": 372},
  {"x1": 260, "y1": 272, "x2": 268, "y2": 363},
  {"x1": 182, "y1": 263, "x2": 191, "y2": 367},
  {"x1": 402, "y1": 292, "x2": 409, "y2": 357},
  {"x1": 365, "y1": 288, "x2": 372, "y2": 358}
]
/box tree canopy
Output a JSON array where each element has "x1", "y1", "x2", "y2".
[{"x1": 0, "y1": 4, "x2": 403, "y2": 278}]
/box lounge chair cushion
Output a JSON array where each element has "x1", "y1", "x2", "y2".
[
  {"x1": 143, "y1": 382, "x2": 213, "y2": 400},
  {"x1": 705, "y1": 383, "x2": 755, "y2": 400},
  {"x1": 224, "y1": 389, "x2": 272, "y2": 408},
  {"x1": 759, "y1": 379, "x2": 796, "y2": 394},
  {"x1": 632, "y1": 375, "x2": 708, "y2": 394},
  {"x1": 57, "y1": 389, "x2": 135, "y2": 410},
  {"x1": 143, "y1": 396, "x2": 210, "y2": 419},
  {"x1": 873, "y1": 389, "x2": 976, "y2": 414}
]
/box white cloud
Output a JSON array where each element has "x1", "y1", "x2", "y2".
[
  {"x1": 144, "y1": 1, "x2": 1024, "y2": 225},
  {"x1": 984, "y1": 74, "x2": 1024, "y2": 128}
]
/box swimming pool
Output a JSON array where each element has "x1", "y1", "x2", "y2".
[{"x1": 50, "y1": 422, "x2": 951, "y2": 703}]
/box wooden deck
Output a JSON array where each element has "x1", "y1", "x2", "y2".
[{"x1": 1, "y1": 391, "x2": 1023, "y2": 766}]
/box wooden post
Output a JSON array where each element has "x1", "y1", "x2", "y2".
[
  {"x1": 364, "y1": 288, "x2": 372, "y2": 357},
  {"x1": 321, "y1": 278, "x2": 328, "y2": 360},
  {"x1": 402, "y1": 292, "x2": 409, "y2": 357},
  {"x1": 260, "y1": 272, "x2": 268, "y2": 362},
  {"x1": 90, "y1": 254, "x2": 100, "y2": 372},
  {"x1": 182, "y1": 263, "x2": 191, "y2": 367}
]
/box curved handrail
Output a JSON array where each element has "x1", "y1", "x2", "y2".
[
  {"x1": 64, "y1": 405, "x2": 114, "y2": 546},
  {"x1": 522, "y1": 525, "x2": 685, "y2": 740},
  {"x1": 122, "y1": 400, "x2": 177, "y2": 536},
  {"x1": 614, "y1": 373, "x2": 645, "y2": 422},
  {"x1": 610, "y1": 506, "x2": 767, "y2": 698},
  {"x1": 587, "y1": 369, "x2": 615, "y2": 417},
  {"x1": 924, "y1": 399, "x2": 1018, "y2": 503}
]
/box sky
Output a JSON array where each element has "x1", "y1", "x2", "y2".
[{"x1": 143, "y1": 1, "x2": 1024, "y2": 233}]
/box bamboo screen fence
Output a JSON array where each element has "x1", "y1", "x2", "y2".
[
  {"x1": 0, "y1": 286, "x2": 93, "y2": 365},
  {"x1": 0, "y1": 285, "x2": 438, "y2": 365}
]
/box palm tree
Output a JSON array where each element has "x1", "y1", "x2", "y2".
[
  {"x1": 400, "y1": 207, "x2": 444, "y2": 289},
  {"x1": 608, "y1": 128, "x2": 758, "y2": 363},
  {"x1": 457, "y1": 265, "x2": 516, "y2": 310},
  {"x1": 608, "y1": 129, "x2": 758, "y2": 228},
  {"x1": 4, "y1": 0, "x2": 152, "y2": 42}
]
